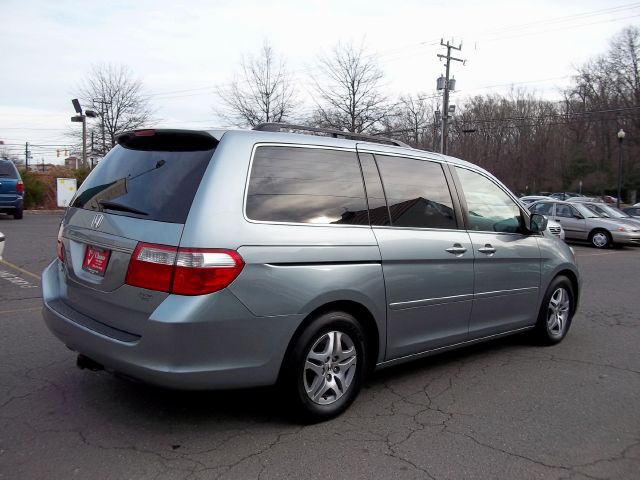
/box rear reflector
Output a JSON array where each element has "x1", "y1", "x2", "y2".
[
  {"x1": 125, "y1": 244, "x2": 244, "y2": 295},
  {"x1": 17, "y1": 180, "x2": 24, "y2": 194}
]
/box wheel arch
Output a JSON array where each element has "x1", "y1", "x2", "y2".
[
  {"x1": 278, "y1": 300, "x2": 381, "y2": 383},
  {"x1": 556, "y1": 269, "x2": 580, "y2": 314}
]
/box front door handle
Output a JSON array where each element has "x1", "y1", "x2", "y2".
[
  {"x1": 478, "y1": 244, "x2": 496, "y2": 255},
  {"x1": 445, "y1": 243, "x2": 467, "y2": 255}
]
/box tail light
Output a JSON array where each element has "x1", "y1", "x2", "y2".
[
  {"x1": 126, "y1": 243, "x2": 177, "y2": 292},
  {"x1": 125, "y1": 243, "x2": 244, "y2": 296},
  {"x1": 56, "y1": 224, "x2": 65, "y2": 262},
  {"x1": 17, "y1": 180, "x2": 24, "y2": 194}
]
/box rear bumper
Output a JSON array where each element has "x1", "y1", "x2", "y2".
[
  {"x1": 0, "y1": 195, "x2": 22, "y2": 210},
  {"x1": 41, "y1": 260, "x2": 303, "y2": 390}
]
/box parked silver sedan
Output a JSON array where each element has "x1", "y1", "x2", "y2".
[
  {"x1": 529, "y1": 200, "x2": 640, "y2": 248},
  {"x1": 578, "y1": 201, "x2": 640, "y2": 229}
]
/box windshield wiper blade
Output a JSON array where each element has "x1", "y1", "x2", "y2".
[{"x1": 98, "y1": 200, "x2": 148, "y2": 216}]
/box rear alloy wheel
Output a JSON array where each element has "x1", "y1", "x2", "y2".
[
  {"x1": 282, "y1": 311, "x2": 366, "y2": 422},
  {"x1": 534, "y1": 275, "x2": 574, "y2": 345},
  {"x1": 303, "y1": 330, "x2": 357, "y2": 405},
  {"x1": 589, "y1": 229, "x2": 611, "y2": 249}
]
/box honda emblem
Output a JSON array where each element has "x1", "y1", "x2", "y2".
[{"x1": 91, "y1": 214, "x2": 105, "y2": 229}]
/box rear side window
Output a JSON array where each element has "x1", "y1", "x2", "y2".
[
  {"x1": 555, "y1": 204, "x2": 579, "y2": 219},
  {"x1": 246, "y1": 146, "x2": 368, "y2": 225},
  {"x1": 531, "y1": 202, "x2": 553, "y2": 215},
  {"x1": 375, "y1": 155, "x2": 457, "y2": 229},
  {"x1": 0, "y1": 161, "x2": 19, "y2": 178},
  {"x1": 71, "y1": 137, "x2": 215, "y2": 224}
]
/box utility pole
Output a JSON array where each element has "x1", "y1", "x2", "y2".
[
  {"x1": 437, "y1": 39, "x2": 464, "y2": 155},
  {"x1": 25, "y1": 142, "x2": 29, "y2": 170}
]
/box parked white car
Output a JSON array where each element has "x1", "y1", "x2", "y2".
[{"x1": 546, "y1": 219, "x2": 565, "y2": 241}]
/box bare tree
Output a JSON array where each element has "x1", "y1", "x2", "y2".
[
  {"x1": 216, "y1": 42, "x2": 297, "y2": 127},
  {"x1": 383, "y1": 94, "x2": 438, "y2": 148},
  {"x1": 78, "y1": 64, "x2": 154, "y2": 155},
  {"x1": 311, "y1": 42, "x2": 389, "y2": 133}
]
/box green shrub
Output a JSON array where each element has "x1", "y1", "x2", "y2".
[
  {"x1": 73, "y1": 167, "x2": 91, "y2": 188},
  {"x1": 20, "y1": 170, "x2": 47, "y2": 208}
]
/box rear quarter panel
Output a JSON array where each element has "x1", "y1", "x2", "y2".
[{"x1": 181, "y1": 131, "x2": 388, "y2": 362}]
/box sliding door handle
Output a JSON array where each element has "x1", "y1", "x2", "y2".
[
  {"x1": 478, "y1": 244, "x2": 496, "y2": 255},
  {"x1": 445, "y1": 244, "x2": 467, "y2": 255}
]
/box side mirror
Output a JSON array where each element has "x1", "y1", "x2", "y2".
[
  {"x1": 529, "y1": 213, "x2": 547, "y2": 233},
  {"x1": 574, "y1": 214, "x2": 584, "y2": 219}
]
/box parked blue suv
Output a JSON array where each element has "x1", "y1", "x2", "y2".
[{"x1": 0, "y1": 159, "x2": 24, "y2": 219}]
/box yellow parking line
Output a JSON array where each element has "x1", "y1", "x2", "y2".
[
  {"x1": 0, "y1": 307, "x2": 41, "y2": 315},
  {"x1": 0, "y1": 259, "x2": 41, "y2": 281}
]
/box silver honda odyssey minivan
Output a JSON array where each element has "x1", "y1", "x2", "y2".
[{"x1": 42, "y1": 124, "x2": 580, "y2": 421}]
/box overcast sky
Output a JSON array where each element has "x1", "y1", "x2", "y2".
[{"x1": 1, "y1": 0, "x2": 638, "y2": 163}]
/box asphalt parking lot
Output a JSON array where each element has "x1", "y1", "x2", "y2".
[{"x1": 1, "y1": 213, "x2": 639, "y2": 480}]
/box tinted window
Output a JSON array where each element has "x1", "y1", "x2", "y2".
[
  {"x1": 555, "y1": 204, "x2": 579, "y2": 218},
  {"x1": 246, "y1": 146, "x2": 368, "y2": 225},
  {"x1": 71, "y1": 144, "x2": 214, "y2": 223},
  {"x1": 376, "y1": 155, "x2": 457, "y2": 229},
  {"x1": 0, "y1": 161, "x2": 18, "y2": 178},
  {"x1": 456, "y1": 167, "x2": 523, "y2": 233},
  {"x1": 531, "y1": 202, "x2": 553, "y2": 215},
  {"x1": 359, "y1": 153, "x2": 390, "y2": 226}
]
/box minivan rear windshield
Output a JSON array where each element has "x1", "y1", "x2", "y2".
[
  {"x1": 0, "y1": 161, "x2": 18, "y2": 178},
  {"x1": 71, "y1": 132, "x2": 216, "y2": 223}
]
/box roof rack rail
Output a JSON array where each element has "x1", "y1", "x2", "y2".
[{"x1": 252, "y1": 122, "x2": 411, "y2": 148}]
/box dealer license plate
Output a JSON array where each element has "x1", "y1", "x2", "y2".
[{"x1": 82, "y1": 245, "x2": 111, "y2": 276}]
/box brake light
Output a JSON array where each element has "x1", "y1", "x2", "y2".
[
  {"x1": 17, "y1": 180, "x2": 24, "y2": 194},
  {"x1": 134, "y1": 129, "x2": 156, "y2": 137},
  {"x1": 56, "y1": 224, "x2": 65, "y2": 262},
  {"x1": 125, "y1": 244, "x2": 244, "y2": 295}
]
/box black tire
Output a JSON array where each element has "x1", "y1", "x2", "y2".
[
  {"x1": 13, "y1": 208, "x2": 23, "y2": 220},
  {"x1": 281, "y1": 310, "x2": 367, "y2": 422},
  {"x1": 533, "y1": 275, "x2": 575, "y2": 345},
  {"x1": 588, "y1": 229, "x2": 611, "y2": 249}
]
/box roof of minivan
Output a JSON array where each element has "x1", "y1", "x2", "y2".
[{"x1": 205, "y1": 127, "x2": 478, "y2": 170}]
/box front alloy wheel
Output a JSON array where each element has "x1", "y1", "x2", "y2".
[
  {"x1": 546, "y1": 287, "x2": 570, "y2": 339},
  {"x1": 534, "y1": 275, "x2": 575, "y2": 345}
]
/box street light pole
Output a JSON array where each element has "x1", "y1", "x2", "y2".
[
  {"x1": 71, "y1": 99, "x2": 98, "y2": 170},
  {"x1": 617, "y1": 129, "x2": 626, "y2": 209}
]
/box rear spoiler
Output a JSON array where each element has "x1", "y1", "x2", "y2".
[{"x1": 117, "y1": 129, "x2": 219, "y2": 152}]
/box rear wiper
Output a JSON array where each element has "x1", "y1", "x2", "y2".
[
  {"x1": 98, "y1": 200, "x2": 148, "y2": 216},
  {"x1": 0, "y1": 173, "x2": 11, "y2": 177}
]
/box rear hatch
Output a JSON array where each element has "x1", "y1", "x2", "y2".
[
  {"x1": 58, "y1": 130, "x2": 218, "y2": 337},
  {"x1": 0, "y1": 160, "x2": 22, "y2": 201}
]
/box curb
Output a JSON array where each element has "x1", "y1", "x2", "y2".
[{"x1": 25, "y1": 210, "x2": 65, "y2": 215}]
